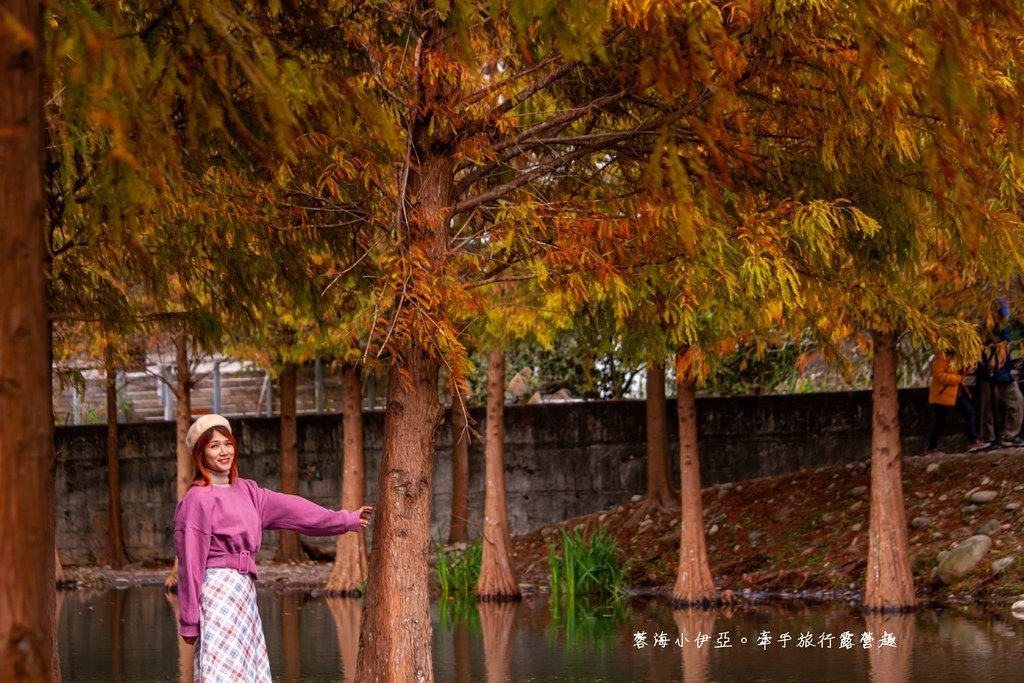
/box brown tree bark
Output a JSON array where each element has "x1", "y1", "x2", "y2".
[
  {"x1": 0, "y1": 2, "x2": 57, "y2": 679},
  {"x1": 476, "y1": 349, "x2": 520, "y2": 601},
  {"x1": 326, "y1": 363, "x2": 368, "y2": 596},
  {"x1": 356, "y1": 15, "x2": 456, "y2": 680},
  {"x1": 277, "y1": 362, "x2": 303, "y2": 562},
  {"x1": 356, "y1": 344, "x2": 444, "y2": 683},
  {"x1": 864, "y1": 329, "x2": 916, "y2": 611},
  {"x1": 630, "y1": 358, "x2": 676, "y2": 527},
  {"x1": 104, "y1": 349, "x2": 129, "y2": 568},
  {"x1": 671, "y1": 349, "x2": 716, "y2": 607},
  {"x1": 166, "y1": 333, "x2": 194, "y2": 592},
  {"x1": 447, "y1": 390, "x2": 470, "y2": 544}
]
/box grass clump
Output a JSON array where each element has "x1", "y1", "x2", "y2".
[
  {"x1": 434, "y1": 539, "x2": 482, "y2": 594},
  {"x1": 548, "y1": 526, "x2": 626, "y2": 600}
]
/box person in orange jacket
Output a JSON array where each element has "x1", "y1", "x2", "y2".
[{"x1": 926, "y1": 346, "x2": 988, "y2": 455}]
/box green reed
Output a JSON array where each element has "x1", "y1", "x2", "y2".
[
  {"x1": 434, "y1": 538, "x2": 483, "y2": 594},
  {"x1": 548, "y1": 526, "x2": 626, "y2": 600}
]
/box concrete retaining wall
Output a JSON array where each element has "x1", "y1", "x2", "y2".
[{"x1": 56, "y1": 388, "x2": 938, "y2": 565}]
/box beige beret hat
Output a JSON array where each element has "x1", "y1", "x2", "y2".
[{"x1": 185, "y1": 414, "x2": 232, "y2": 453}]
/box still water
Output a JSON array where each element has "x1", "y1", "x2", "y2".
[{"x1": 58, "y1": 588, "x2": 1024, "y2": 682}]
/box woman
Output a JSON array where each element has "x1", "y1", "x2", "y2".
[
  {"x1": 174, "y1": 414, "x2": 372, "y2": 681},
  {"x1": 926, "y1": 347, "x2": 988, "y2": 455}
]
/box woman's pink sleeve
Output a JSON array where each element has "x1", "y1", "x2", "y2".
[
  {"x1": 174, "y1": 523, "x2": 212, "y2": 638},
  {"x1": 257, "y1": 487, "x2": 360, "y2": 535}
]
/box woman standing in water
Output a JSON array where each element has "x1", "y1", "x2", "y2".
[{"x1": 174, "y1": 414, "x2": 372, "y2": 681}]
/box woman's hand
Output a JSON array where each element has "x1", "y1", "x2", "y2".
[
  {"x1": 357, "y1": 505, "x2": 374, "y2": 529},
  {"x1": 183, "y1": 635, "x2": 198, "y2": 645}
]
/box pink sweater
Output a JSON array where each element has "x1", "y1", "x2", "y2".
[{"x1": 173, "y1": 478, "x2": 361, "y2": 637}]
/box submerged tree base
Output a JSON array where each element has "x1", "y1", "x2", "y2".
[
  {"x1": 477, "y1": 592, "x2": 524, "y2": 603},
  {"x1": 671, "y1": 597, "x2": 721, "y2": 610},
  {"x1": 325, "y1": 588, "x2": 363, "y2": 599}
]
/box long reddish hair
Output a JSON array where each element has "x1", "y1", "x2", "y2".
[{"x1": 190, "y1": 427, "x2": 239, "y2": 487}]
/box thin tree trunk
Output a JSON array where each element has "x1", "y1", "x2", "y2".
[
  {"x1": 476, "y1": 349, "x2": 520, "y2": 601},
  {"x1": 631, "y1": 358, "x2": 675, "y2": 524},
  {"x1": 166, "y1": 333, "x2": 193, "y2": 591},
  {"x1": 105, "y1": 350, "x2": 129, "y2": 568},
  {"x1": 356, "y1": 343, "x2": 443, "y2": 683},
  {"x1": 173, "y1": 333, "x2": 193, "y2": 501},
  {"x1": 447, "y1": 390, "x2": 470, "y2": 544},
  {"x1": 277, "y1": 362, "x2": 302, "y2": 562},
  {"x1": 864, "y1": 329, "x2": 916, "y2": 611},
  {"x1": 327, "y1": 363, "x2": 368, "y2": 596},
  {"x1": 672, "y1": 349, "x2": 716, "y2": 607},
  {"x1": 0, "y1": 2, "x2": 56, "y2": 678}
]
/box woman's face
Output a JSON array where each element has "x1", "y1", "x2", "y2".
[{"x1": 202, "y1": 429, "x2": 235, "y2": 476}]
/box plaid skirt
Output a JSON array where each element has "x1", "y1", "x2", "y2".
[{"x1": 194, "y1": 568, "x2": 271, "y2": 682}]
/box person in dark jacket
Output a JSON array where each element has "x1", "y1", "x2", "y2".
[{"x1": 977, "y1": 298, "x2": 1024, "y2": 448}]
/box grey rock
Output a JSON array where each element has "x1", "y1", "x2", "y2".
[
  {"x1": 821, "y1": 512, "x2": 835, "y2": 524},
  {"x1": 926, "y1": 463, "x2": 940, "y2": 474},
  {"x1": 936, "y1": 535, "x2": 993, "y2": 584},
  {"x1": 949, "y1": 527, "x2": 972, "y2": 541},
  {"x1": 850, "y1": 485, "x2": 868, "y2": 498},
  {"x1": 1005, "y1": 502, "x2": 1022, "y2": 511},
  {"x1": 707, "y1": 524, "x2": 719, "y2": 536},
  {"x1": 911, "y1": 516, "x2": 931, "y2": 531},
  {"x1": 991, "y1": 557, "x2": 1015, "y2": 576},
  {"x1": 977, "y1": 519, "x2": 1002, "y2": 536},
  {"x1": 968, "y1": 490, "x2": 998, "y2": 504}
]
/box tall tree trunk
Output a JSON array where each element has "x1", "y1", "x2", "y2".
[
  {"x1": 671, "y1": 349, "x2": 716, "y2": 607},
  {"x1": 634, "y1": 358, "x2": 675, "y2": 521},
  {"x1": 1, "y1": 3, "x2": 55, "y2": 679},
  {"x1": 356, "y1": 344, "x2": 443, "y2": 683},
  {"x1": 476, "y1": 349, "x2": 520, "y2": 601},
  {"x1": 173, "y1": 333, "x2": 193, "y2": 501},
  {"x1": 104, "y1": 349, "x2": 129, "y2": 568},
  {"x1": 166, "y1": 333, "x2": 193, "y2": 591},
  {"x1": 327, "y1": 363, "x2": 368, "y2": 596},
  {"x1": 447, "y1": 390, "x2": 470, "y2": 544},
  {"x1": 357, "y1": 17, "x2": 456, "y2": 679},
  {"x1": 864, "y1": 330, "x2": 916, "y2": 611},
  {"x1": 277, "y1": 362, "x2": 302, "y2": 562}
]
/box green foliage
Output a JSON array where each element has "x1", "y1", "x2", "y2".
[
  {"x1": 547, "y1": 594, "x2": 628, "y2": 653},
  {"x1": 548, "y1": 527, "x2": 625, "y2": 600},
  {"x1": 434, "y1": 539, "x2": 483, "y2": 594}
]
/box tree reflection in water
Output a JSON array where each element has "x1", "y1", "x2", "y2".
[
  {"x1": 326, "y1": 598, "x2": 362, "y2": 683},
  {"x1": 673, "y1": 608, "x2": 716, "y2": 683},
  {"x1": 163, "y1": 591, "x2": 193, "y2": 683},
  {"x1": 866, "y1": 612, "x2": 915, "y2": 683},
  {"x1": 478, "y1": 601, "x2": 517, "y2": 683},
  {"x1": 280, "y1": 591, "x2": 302, "y2": 683}
]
